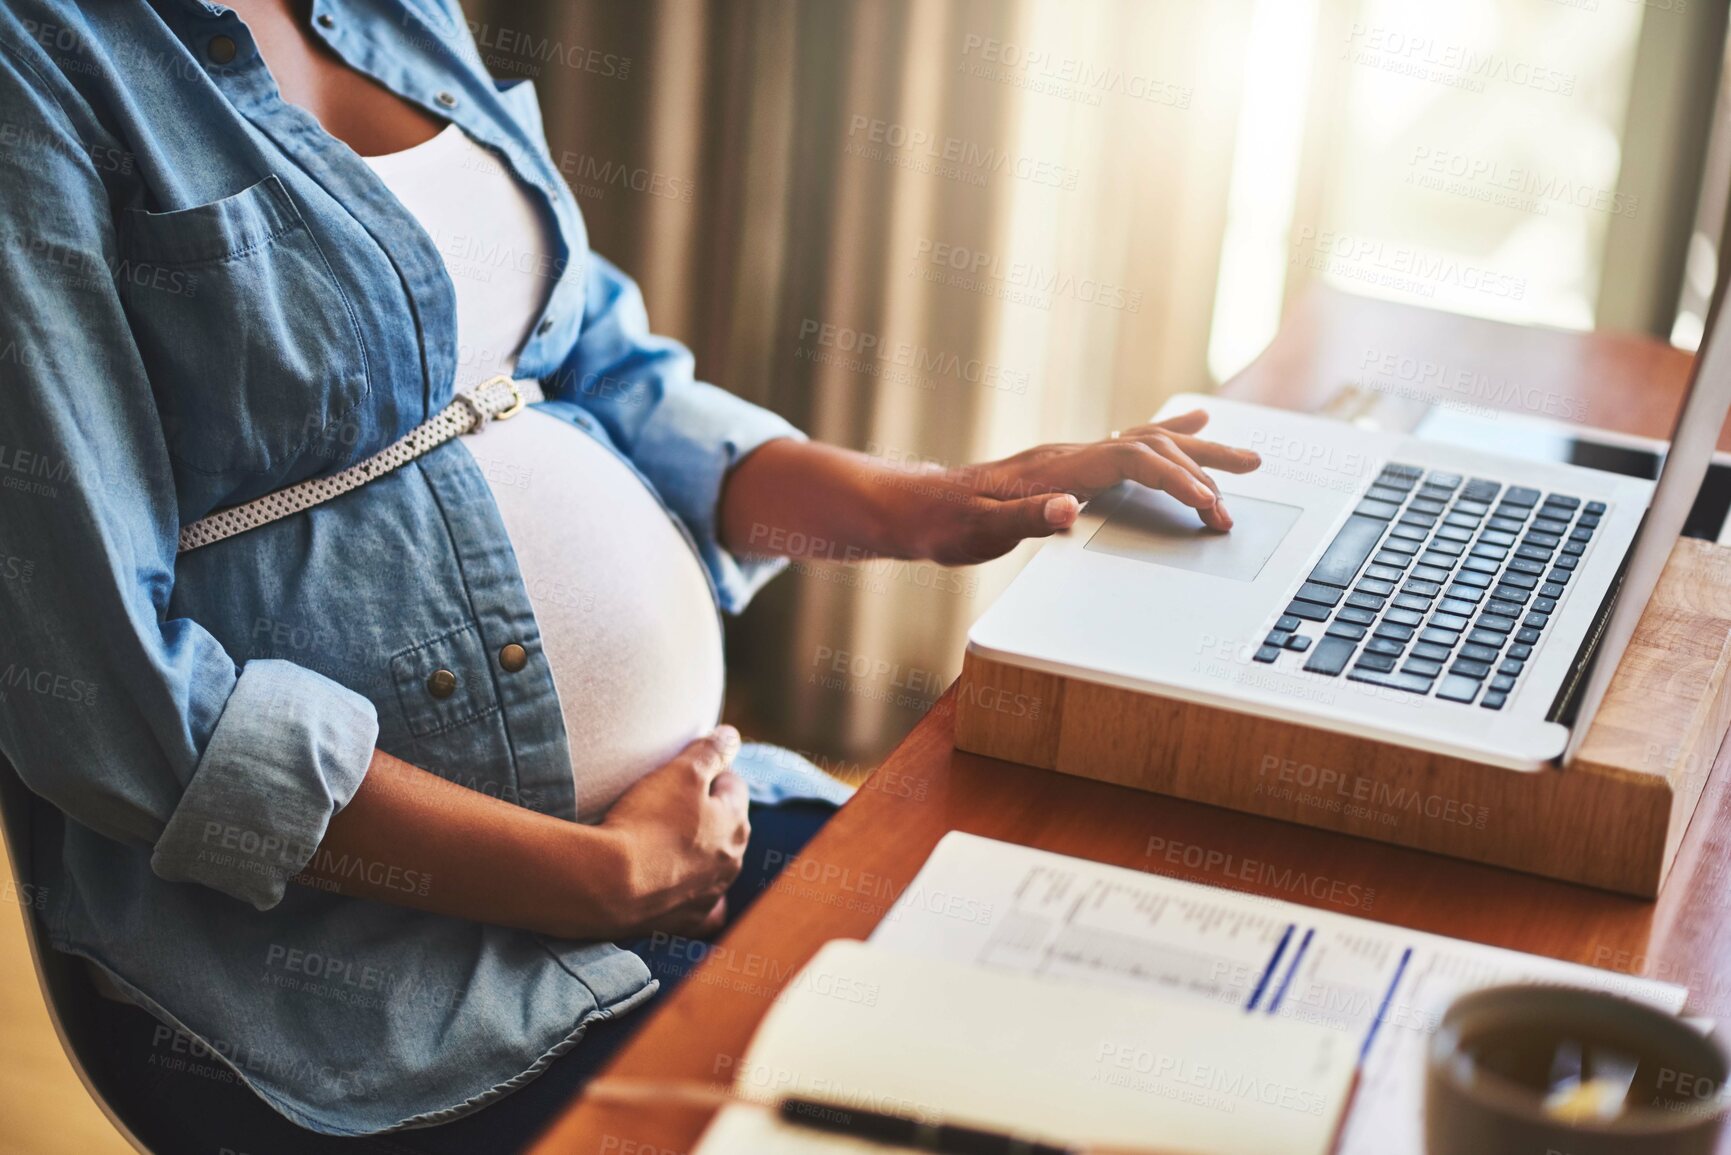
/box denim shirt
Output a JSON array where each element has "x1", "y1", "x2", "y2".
[{"x1": 0, "y1": 0, "x2": 847, "y2": 1136}]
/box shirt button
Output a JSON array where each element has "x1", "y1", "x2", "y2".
[
  {"x1": 498, "y1": 643, "x2": 528, "y2": 673},
  {"x1": 426, "y1": 669, "x2": 458, "y2": 699},
  {"x1": 316, "y1": 13, "x2": 335, "y2": 29},
  {"x1": 207, "y1": 35, "x2": 238, "y2": 64},
  {"x1": 436, "y1": 91, "x2": 459, "y2": 109},
  {"x1": 535, "y1": 317, "x2": 554, "y2": 337}
]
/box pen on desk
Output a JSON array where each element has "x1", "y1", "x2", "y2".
[{"x1": 584, "y1": 1078, "x2": 1203, "y2": 1155}]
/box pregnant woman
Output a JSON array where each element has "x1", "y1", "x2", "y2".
[{"x1": 0, "y1": 1, "x2": 1259, "y2": 1151}]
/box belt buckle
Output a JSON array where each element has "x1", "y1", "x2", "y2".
[{"x1": 483, "y1": 374, "x2": 526, "y2": 421}]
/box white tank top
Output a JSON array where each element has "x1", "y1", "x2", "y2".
[{"x1": 364, "y1": 125, "x2": 724, "y2": 819}]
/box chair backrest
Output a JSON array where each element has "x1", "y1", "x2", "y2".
[{"x1": 0, "y1": 755, "x2": 148, "y2": 1152}]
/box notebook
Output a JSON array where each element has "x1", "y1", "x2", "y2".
[
  {"x1": 867, "y1": 833, "x2": 1689, "y2": 1155},
  {"x1": 695, "y1": 938, "x2": 1360, "y2": 1155}
]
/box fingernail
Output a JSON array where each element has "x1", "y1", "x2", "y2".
[
  {"x1": 1194, "y1": 483, "x2": 1216, "y2": 505},
  {"x1": 713, "y1": 724, "x2": 741, "y2": 755},
  {"x1": 1216, "y1": 501, "x2": 1233, "y2": 529},
  {"x1": 1044, "y1": 495, "x2": 1075, "y2": 526}
]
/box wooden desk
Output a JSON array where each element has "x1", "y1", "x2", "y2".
[{"x1": 531, "y1": 290, "x2": 1728, "y2": 1154}]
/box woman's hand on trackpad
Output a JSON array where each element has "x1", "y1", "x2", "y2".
[{"x1": 597, "y1": 726, "x2": 751, "y2": 938}]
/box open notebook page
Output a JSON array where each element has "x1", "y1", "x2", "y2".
[{"x1": 696, "y1": 938, "x2": 1358, "y2": 1155}]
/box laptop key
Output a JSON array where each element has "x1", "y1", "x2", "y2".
[
  {"x1": 1562, "y1": 540, "x2": 1586, "y2": 556},
  {"x1": 1346, "y1": 590, "x2": 1386, "y2": 610},
  {"x1": 1570, "y1": 526, "x2": 1594, "y2": 542},
  {"x1": 1356, "y1": 578, "x2": 1397, "y2": 597},
  {"x1": 1254, "y1": 645, "x2": 1280, "y2": 663},
  {"x1": 1306, "y1": 514, "x2": 1390, "y2": 588},
  {"x1": 1364, "y1": 636, "x2": 1405, "y2": 656},
  {"x1": 1411, "y1": 642, "x2": 1453, "y2": 661},
  {"x1": 1453, "y1": 570, "x2": 1493, "y2": 589},
  {"x1": 1436, "y1": 674, "x2": 1481, "y2": 703},
  {"x1": 1384, "y1": 607, "x2": 1425, "y2": 627},
  {"x1": 1466, "y1": 629, "x2": 1507, "y2": 649},
  {"x1": 1276, "y1": 614, "x2": 1302, "y2": 632},
  {"x1": 1304, "y1": 636, "x2": 1357, "y2": 676},
  {"x1": 1502, "y1": 486, "x2": 1541, "y2": 507},
  {"x1": 1490, "y1": 584, "x2": 1531, "y2": 605},
  {"x1": 1399, "y1": 511, "x2": 1438, "y2": 529},
  {"x1": 1490, "y1": 674, "x2": 1517, "y2": 691},
  {"x1": 1426, "y1": 472, "x2": 1464, "y2": 490},
  {"x1": 1266, "y1": 631, "x2": 1292, "y2": 647},
  {"x1": 1577, "y1": 513, "x2": 1601, "y2": 529},
  {"x1": 1410, "y1": 565, "x2": 1452, "y2": 585},
  {"x1": 1364, "y1": 564, "x2": 1406, "y2": 583},
  {"x1": 1393, "y1": 592, "x2": 1434, "y2": 611},
  {"x1": 1366, "y1": 484, "x2": 1410, "y2": 504},
  {"x1": 1286, "y1": 634, "x2": 1313, "y2": 652},
  {"x1": 1524, "y1": 532, "x2": 1561, "y2": 550},
  {"x1": 1444, "y1": 512, "x2": 1482, "y2": 529},
  {"x1": 1419, "y1": 626, "x2": 1461, "y2": 646},
  {"x1": 1451, "y1": 660, "x2": 1493, "y2": 680},
  {"x1": 1454, "y1": 500, "x2": 1491, "y2": 517},
  {"x1": 1499, "y1": 658, "x2": 1525, "y2": 676},
  {"x1": 1584, "y1": 500, "x2": 1606, "y2": 514},
  {"x1": 1539, "y1": 582, "x2": 1566, "y2": 599},
  {"x1": 1487, "y1": 516, "x2": 1525, "y2": 533},
  {"x1": 1427, "y1": 538, "x2": 1466, "y2": 556},
  {"x1": 1514, "y1": 544, "x2": 1552, "y2": 562},
  {"x1": 1408, "y1": 498, "x2": 1447, "y2": 517},
  {"x1": 1546, "y1": 568, "x2": 1573, "y2": 585},
  {"x1": 1480, "y1": 691, "x2": 1507, "y2": 710},
  {"x1": 1485, "y1": 599, "x2": 1523, "y2": 618},
  {"x1": 1507, "y1": 643, "x2": 1532, "y2": 660},
  {"x1": 1295, "y1": 582, "x2": 1343, "y2": 607},
  {"x1": 1444, "y1": 584, "x2": 1485, "y2": 603},
  {"x1": 1480, "y1": 530, "x2": 1516, "y2": 547},
  {"x1": 1531, "y1": 517, "x2": 1571, "y2": 536},
  {"x1": 1347, "y1": 668, "x2": 1435, "y2": 694},
  {"x1": 1431, "y1": 610, "x2": 1473, "y2": 631},
  {"x1": 1354, "y1": 498, "x2": 1403, "y2": 521},
  {"x1": 1476, "y1": 614, "x2": 1516, "y2": 634},
  {"x1": 1544, "y1": 494, "x2": 1582, "y2": 510},
  {"x1": 1354, "y1": 653, "x2": 1398, "y2": 673},
  {"x1": 1326, "y1": 622, "x2": 1367, "y2": 641},
  {"x1": 1372, "y1": 550, "x2": 1414, "y2": 570},
  {"x1": 1524, "y1": 612, "x2": 1550, "y2": 630},
  {"x1": 1515, "y1": 627, "x2": 1542, "y2": 645},
  {"x1": 1461, "y1": 479, "x2": 1501, "y2": 502},
  {"x1": 1460, "y1": 643, "x2": 1501, "y2": 664},
  {"x1": 1436, "y1": 525, "x2": 1473, "y2": 543},
  {"x1": 1437, "y1": 597, "x2": 1479, "y2": 618},
  {"x1": 1286, "y1": 599, "x2": 1331, "y2": 622},
  {"x1": 1554, "y1": 554, "x2": 1578, "y2": 571},
  {"x1": 1374, "y1": 622, "x2": 1416, "y2": 642},
  {"x1": 1402, "y1": 658, "x2": 1444, "y2": 678},
  {"x1": 1337, "y1": 606, "x2": 1377, "y2": 625},
  {"x1": 1461, "y1": 556, "x2": 1500, "y2": 575},
  {"x1": 1403, "y1": 579, "x2": 1443, "y2": 598},
  {"x1": 1500, "y1": 571, "x2": 1539, "y2": 591},
  {"x1": 1506, "y1": 558, "x2": 1545, "y2": 577},
  {"x1": 1388, "y1": 524, "x2": 1427, "y2": 542},
  {"x1": 1531, "y1": 597, "x2": 1557, "y2": 615},
  {"x1": 1379, "y1": 463, "x2": 1424, "y2": 483}
]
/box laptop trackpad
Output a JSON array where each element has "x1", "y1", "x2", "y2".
[{"x1": 1084, "y1": 485, "x2": 1303, "y2": 582}]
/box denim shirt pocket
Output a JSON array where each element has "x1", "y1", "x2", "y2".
[
  {"x1": 117, "y1": 174, "x2": 371, "y2": 477},
  {"x1": 389, "y1": 623, "x2": 502, "y2": 738}
]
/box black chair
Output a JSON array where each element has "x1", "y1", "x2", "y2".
[{"x1": 0, "y1": 756, "x2": 149, "y2": 1151}]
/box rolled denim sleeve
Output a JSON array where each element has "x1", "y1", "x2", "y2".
[
  {"x1": 151, "y1": 661, "x2": 377, "y2": 910},
  {"x1": 0, "y1": 54, "x2": 376, "y2": 910},
  {"x1": 546, "y1": 252, "x2": 804, "y2": 612}
]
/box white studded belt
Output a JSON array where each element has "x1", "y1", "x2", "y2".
[{"x1": 176, "y1": 374, "x2": 545, "y2": 554}]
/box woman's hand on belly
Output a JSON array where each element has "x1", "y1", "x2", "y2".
[{"x1": 594, "y1": 726, "x2": 751, "y2": 938}]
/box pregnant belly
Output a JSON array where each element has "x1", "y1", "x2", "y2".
[{"x1": 464, "y1": 409, "x2": 724, "y2": 820}]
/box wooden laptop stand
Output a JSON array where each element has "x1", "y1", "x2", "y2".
[{"x1": 956, "y1": 537, "x2": 1731, "y2": 897}]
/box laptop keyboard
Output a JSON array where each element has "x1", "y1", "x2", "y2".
[{"x1": 1254, "y1": 464, "x2": 1605, "y2": 709}]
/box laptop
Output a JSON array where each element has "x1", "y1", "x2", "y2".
[{"x1": 968, "y1": 294, "x2": 1731, "y2": 773}]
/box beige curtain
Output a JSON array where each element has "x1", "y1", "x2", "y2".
[{"x1": 473, "y1": 0, "x2": 1254, "y2": 762}]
